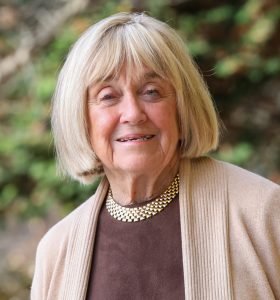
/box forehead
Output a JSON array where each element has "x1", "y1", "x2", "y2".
[
  {"x1": 107, "y1": 70, "x2": 161, "y2": 83},
  {"x1": 90, "y1": 67, "x2": 167, "y2": 87}
]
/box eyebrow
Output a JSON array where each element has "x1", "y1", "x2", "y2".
[
  {"x1": 143, "y1": 71, "x2": 160, "y2": 80},
  {"x1": 105, "y1": 71, "x2": 159, "y2": 82},
  {"x1": 91, "y1": 71, "x2": 161, "y2": 89}
]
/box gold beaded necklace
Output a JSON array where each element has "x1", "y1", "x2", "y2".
[{"x1": 106, "y1": 174, "x2": 179, "y2": 222}]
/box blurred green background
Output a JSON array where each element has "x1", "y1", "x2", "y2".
[{"x1": 0, "y1": 0, "x2": 279, "y2": 298}]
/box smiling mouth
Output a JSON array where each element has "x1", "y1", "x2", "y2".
[{"x1": 117, "y1": 135, "x2": 155, "y2": 142}]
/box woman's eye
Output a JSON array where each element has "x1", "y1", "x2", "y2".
[
  {"x1": 96, "y1": 90, "x2": 119, "y2": 105},
  {"x1": 142, "y1": 88, "x2": 160, "y2": 100},
  {"x1": 145, "y1": 89, "x2": 158, "y2": 95},
  {"x1": 99, "y1": 94, "x2": 115, "y2": 101}
]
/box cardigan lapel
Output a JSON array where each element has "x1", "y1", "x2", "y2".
[
  {"x1": 62, "y1": 177, "x2": 109, "y2": 300},
  {"x1": 179, "y1": 157, "x2": 233, "y2": 300}
]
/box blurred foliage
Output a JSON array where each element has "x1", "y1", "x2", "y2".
[
  {"x1": 0, "y1": 18, "x2": 96, "y2": 226},
  {"x1": 0, "y1": 0, "x2": 279, "y2": 297}
]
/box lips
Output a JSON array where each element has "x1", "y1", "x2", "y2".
[{"x1": 116, "y1": 134, "x2": 155, "y2": 142}]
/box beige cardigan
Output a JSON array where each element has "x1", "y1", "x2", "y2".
[{"x1": 31, "y1": 157, "x2": 280, "y2": 299}]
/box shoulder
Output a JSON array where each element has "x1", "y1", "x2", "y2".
[
  {"x1": 187, "y1": 156, "x2": 278, "y2": 189},
  {"x1": 193, "y1": 156, "x2": 279, "y2": 193},
  {"x1": 37, "y1": 177, "x2": 108, "y2": 253},
  {"x1": 219, "y1": 159, "x2": 279, "y2": 204},
  {"x1": 197, "y1": 157, "x2": 277, "y2": 185},
  {"x1": 36, "y1": 195, "x2": 95, "y2": 262},
  {"x1": 211, "y1": 159, "x2": 280, "y2": 224},
  {"x1": 34, "y1": 176, "x2": 108, "y2": 264},
  {"x1": 31, "y1": 195, "x2": 96, "y2": 298},
  {"x1": 188, "y1": 157, "x2": 279, "y2": 211},
  {"x1": 220, "y1": 159, "x2": 278, "y2": 190},
  {"x1": 31, "y1": 178, "x2": 108, "y2": 298}
]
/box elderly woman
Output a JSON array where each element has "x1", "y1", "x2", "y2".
[{"x1": 31, "y1": 12, "x2": 280, "y2": 300}]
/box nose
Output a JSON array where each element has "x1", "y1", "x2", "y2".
[{"x1": 119, "y1": 93, "x2": 147, "y2": 125}]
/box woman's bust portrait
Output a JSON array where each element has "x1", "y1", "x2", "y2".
[{"x1": 30, "y1": 12, "x2": 280, "y2": 300}]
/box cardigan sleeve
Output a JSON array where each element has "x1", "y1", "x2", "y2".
[
  {"x1": 258, "y1": 185, "x2": 280, "y2": 297},
  {"x1": 30, "y1": 181, "x2": 107, "y2": 300},
  {"x1": 226, "y1": 161, "x2": 280, "y2": 299},
  {"x1": 30, "y1": 211, "x2": 75, "y2": 300},
  {"x1": 31, "y1": 238, "x2": 52, "y2": 299}
]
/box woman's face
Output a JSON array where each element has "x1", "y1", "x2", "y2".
[{"x1": 87, "y1": 68, "x2": 180, "y2": 177}]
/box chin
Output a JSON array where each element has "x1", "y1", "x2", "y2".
[{"x1": 116, "y1": 160, "x2": 159, "y2": 175}]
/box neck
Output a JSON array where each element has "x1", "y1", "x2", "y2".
[{"x1": 104, "y1": 154, "x2": 180, "y2": 206}]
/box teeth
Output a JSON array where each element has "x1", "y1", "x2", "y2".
[{"x1": 119, "y1": 135, "x2": 153, "y2": 142}]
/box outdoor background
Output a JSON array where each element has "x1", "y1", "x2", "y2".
[{"x1": 0, "y1": 0, "x2": 279, "y2": 299}]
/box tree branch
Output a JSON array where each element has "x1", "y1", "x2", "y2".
[{"x1": 0, "y1": 0, "x2": 90, "y2": 84}]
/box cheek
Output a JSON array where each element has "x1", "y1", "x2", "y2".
[
  {"x1": 88, "y1": 110, "x2": 116, "y2": 146},
  {"x1": 156, "y1": 108, "x2": 179, "y2": 137}
]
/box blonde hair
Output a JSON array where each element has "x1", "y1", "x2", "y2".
[{"x1": 52, "y1": 12, "x2": 219, "y2": 184}]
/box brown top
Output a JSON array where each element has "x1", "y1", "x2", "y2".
[{"x1": 86, "y1": 194, "x2": 185, "y2": 300}]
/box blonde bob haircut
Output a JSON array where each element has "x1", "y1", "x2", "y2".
[{"x1": 52, "y1": 12, "x2": 220, "y2": 184}]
